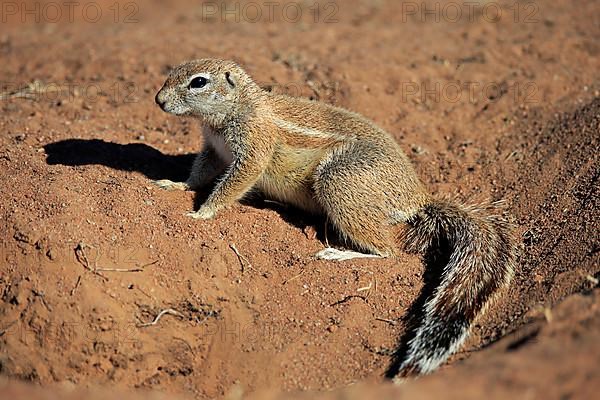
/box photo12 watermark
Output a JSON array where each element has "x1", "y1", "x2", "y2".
[
  {"x1": 257, "y1": 79, "x2": 345, "y2": 104},
  {"x1": 200, "y1": 1, "x2": 339, "y2": 24},
  {"x1": 0, "y1": 80, "x2": 139, "y2": 105},
  {"x1": 0, "y1": 319, "x2": 142, "y2": 347},
  {"x1": 400, "y1": 1, "x2": 539, "y2": 24},
  {"x1": 399, "y1": 80, "x2": 539, "y2": 105},
  {"x1": 1, "y1": 1, "x2": 140, "y2": 24},
  {"x1": 0, "y1": 316, "x2": 309, "y2": 350}
]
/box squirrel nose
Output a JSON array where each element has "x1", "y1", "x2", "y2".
[{"x1": 155, "y1": 91, "x2": 166, "y2": 107}]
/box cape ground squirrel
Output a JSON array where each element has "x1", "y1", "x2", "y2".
[{"x1": 154, "y1": 59, "x2": 516, "y2": 376}]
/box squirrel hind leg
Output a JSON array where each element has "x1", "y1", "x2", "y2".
[{"x1": 313, "y1": 146, "x2": 398, "y2": 257}]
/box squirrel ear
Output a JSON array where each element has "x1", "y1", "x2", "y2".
[{"x1": 225, "y1": 72, "x2": 235, "y2": 88}]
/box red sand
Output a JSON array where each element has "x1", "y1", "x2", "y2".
[{"x1": 0, "y1": 1, "x2": 598, "y2": 398}]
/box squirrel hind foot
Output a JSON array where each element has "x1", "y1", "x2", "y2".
[{"x1": 315, "y1": 247, "x2": 386, "y2": 261}]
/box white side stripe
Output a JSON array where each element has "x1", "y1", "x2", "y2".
[{"x1": 273, "y1": 117, "x2": 350, "y2": 141}]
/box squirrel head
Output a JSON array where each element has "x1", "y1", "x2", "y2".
[{"x1": 155, "y1": 59, "x2": 261, "y2": 127}]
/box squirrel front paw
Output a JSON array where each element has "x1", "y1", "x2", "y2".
[{"x1": 186, "y1": 206, "x2": 217, "y2": 220}]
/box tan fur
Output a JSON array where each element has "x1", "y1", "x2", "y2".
[{"x1": 154, "y1": 59, "x2": 517, "y2": 376}]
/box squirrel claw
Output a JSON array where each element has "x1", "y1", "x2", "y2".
[
  {"x1": 153, "y1": 179, "x2": 189, "y2": 191},
  {"x1": 186, "y1": 207, "x2": 216, "y2": 220}
]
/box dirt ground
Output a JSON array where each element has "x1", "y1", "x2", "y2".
[{"x1": 0, "y1": 0, "x2": 598, "y2": 399}]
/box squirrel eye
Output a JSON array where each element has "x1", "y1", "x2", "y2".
[{"x1": 189, "y1": 76, "x2": 208, "y2": 89}]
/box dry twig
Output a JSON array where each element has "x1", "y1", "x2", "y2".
[
  {"x1": 74, "y1": 242, "x2": 157, "y2": 276},
  {"x1": 70, "y1": 275, "x2": 82, "y2": 296},
  {"x1": 282, "y1": 269, "x2": 305, "y2": 285},
  {"x1": 330, "y1": 295, "x2": 367, "y2": 307},
  {"x1": 138, "y1": 308, "x2": 184, "y2": 328},
  {"x1": 74, "y1": 242, "x2": 107, "y2": 280},
  {"x1": 229, "y1": 243, "x2": 255, "y2": 273},
  {"x1": 95, "y1": 260, "x2": 158, "y2": 273},
  {"x1": 375, "y1": 317, "x2": 397, "y2": 326},
  {"x1": 357, "y1": 283, "x2": 372, "y2": 292}
]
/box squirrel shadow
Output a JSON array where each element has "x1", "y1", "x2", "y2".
[
  {"x1": 43, "y1": 138, "x2": 336, "y2": 244},
  {"x1": 44, "y1": 138, "x2": 195, "y2": 181}
]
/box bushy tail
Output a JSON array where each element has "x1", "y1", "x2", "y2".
[{"x1": 397, "y1": 198, "x2": 516, "y2": 376}]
